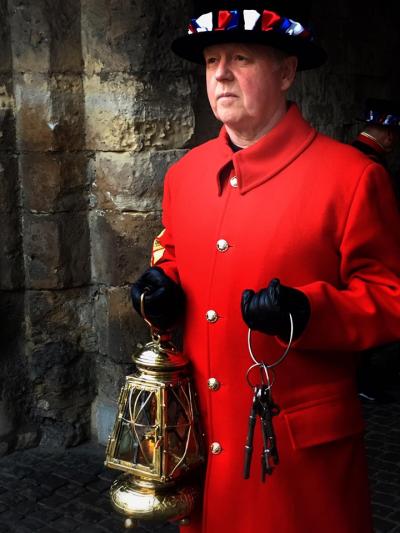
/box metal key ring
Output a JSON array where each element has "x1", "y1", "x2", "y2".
[
  {"x1": 248, "y1": 313, "x2": 294, "y2": 369},
  {"x1": 246, "y1": 363, "x2": 276, "y2": 390}
]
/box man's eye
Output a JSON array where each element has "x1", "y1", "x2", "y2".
[
  {"x1": 206, "y1": 57, "x2": 218, "y2": 65},
  {"x1": 235, "y1": 55, "x2": 247, "y2": 62}
]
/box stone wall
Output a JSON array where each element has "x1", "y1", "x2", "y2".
[{"x1": 0, "y1": 1, "x2": 399, "y2": 451}]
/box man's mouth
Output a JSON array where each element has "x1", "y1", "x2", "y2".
[{"x1": 217, "y1": 92, "x2": 238, "y2": 100}]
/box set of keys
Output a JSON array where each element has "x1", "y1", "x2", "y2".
[
  {"x1": 243, "y1": 319, "x2": 293, "y2": 482},
  {"x1": 243, "y1": 381, "x2": 280, "y2": 481}
]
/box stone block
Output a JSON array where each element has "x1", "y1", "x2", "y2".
[
  {"x1": 0, "y1": 154, "x2": 18, "y2": 214},
  {"x1": 8, "y1": 0, "x2": 50, "y2": 73},
  {"x1": 94, "y1": 353, "x2": 129, "y2": 403},
  {"x1": 20, "y1": 152, "x2": 90, "y2": 213},
  {"x1": 24, "y1": 288, "x2": 96, "y2": 447},
  {"x1": 90, "y1": 210, "x2": 161, "y2": 285},
  {"x1": 49, "y1": 74, "x2": 85, "y2": 150},
  {"x1": 95, "y1": 286, "x2": 148, "y2": 363},
  {"x1": 14, "y1": 73, "x2": 84, "y2": 151},
  {"x1": 91, "y1": 397, "x2": 118, "y2": 446},
  {"x1": 81, "y1": 0, "x2": 192, "y2": 75},
  {"x1": 0, "y1": 210, "x2": 24, "y2": 290},
  {"x1": 0, "y1": 1, "x2": 12, "y2": 74},
  {"x1": 26, "y1": 288, "x2": 97, "y2": 356},
  {"x1": 15, "y1": 425, "x2": 40, "y2": 450},
  {"x1": 14, "y1": 73, "x2": 53, "y2": 151},
  {"x1": 45, "y1": 0, "x2": 83, "y2": 73},
  {"x1": 0, "y1": 76, "x2": 16, "y2": 151},
  {"x1": 0, "y1": 401, "x2": 13, "y2": 438},
  {"x1": 8, "y1": 0, "x2": 82, "y2": 74},
  {"x1": 92, "y1": 150, "x2": 185, "y2": 212},
  {"x1": 0, "y1": 292, "x2": 24, "y2": 355},
  {"x1": 23, "y1": 212, "x2": 90, "y2": 289},
  {"x1": 84, "y1": 72, "x2": 194, "y2": 151}
]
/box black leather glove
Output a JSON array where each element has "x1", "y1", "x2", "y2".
[
  {"x1": 131, "y1": 267, "x2": 185, "y2": 331},
  {"x1": 241, "y1": 278, "x2": 310, "y2": 341}
]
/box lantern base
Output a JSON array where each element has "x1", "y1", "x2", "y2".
[{"x1": 110, "y1": 473, "x2": 199, "y2": 524}]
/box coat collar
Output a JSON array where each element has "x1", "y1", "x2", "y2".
[{"x1": 213, "y1": 103, "x2": 317, "y2": 195}]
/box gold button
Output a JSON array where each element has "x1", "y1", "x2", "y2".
[
  {"x1": 210, "y1": 442, "x2": 222, "y2": 455},
  {"x1": 208, "y1": 378, "x2": 220, "y2": 391},
  {"x1": 216, "y1": 239, "x2": 229, "y2": 252},
  {"x1": 230, "y1": 176, "x2": 238, "y2": 188},
  {"x1": 206, "y1": 310, "x2": 218, "y2": 323}
]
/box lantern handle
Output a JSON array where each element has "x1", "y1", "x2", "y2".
[{"x1": 140, "y1": 291, "x2": 163, "y2": 345}]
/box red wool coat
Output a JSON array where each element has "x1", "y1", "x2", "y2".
[{"x1": 152, "y1": 104, "x2": 400, "y2": 533}]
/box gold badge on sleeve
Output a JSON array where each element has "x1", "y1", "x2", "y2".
[{"x1": 151, "y1": 229, "x2": 166, "y2": 266}]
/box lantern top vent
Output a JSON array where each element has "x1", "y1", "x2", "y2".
[{"x1": 134, "y1": 334, "x2": 189, "y2": 372}]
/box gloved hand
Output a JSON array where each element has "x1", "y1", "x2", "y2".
[
  {"x1": 131, "y1": 267, "x2": 185, "y2": 331},
  {"x1": 241, "y1": 278, "x2": 310, "y2": 341}
]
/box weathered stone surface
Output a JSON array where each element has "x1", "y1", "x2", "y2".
[
  {"x1": 291, "y1": 70, "x2": 357, "y2": 139},
  {"x1": 0, "y1": 211, "x2": 24, "y2": 290},
  {"x1": 25, "y1": 288, "x2": 96, "y2": 447},
  {"x1": 8, "y1": 0, "x2": 82, "y2": 74},
  {"x1": 0, "y1": 0, "x2": 12, "y2": 74},
  {"x1": 20, "y1": 152, "x2": 91, "y2": 213},
  {"x1": 23, "y1": 212, "x2": 90, "y2": 289},
  {"x1": 0, "y1": 153, "x2": 18, "y2": 213},
  {"x1": 89, "y1": 211, "x2": 162, "y2": 285},
  {"x1": 0, "y1": 291, "x2": 24, "y2": 360},
  {"x1": 8, "y1": 0, "x2": 50, "y2": 73},
  {"x1": 14, "y1": 73, "x2": 84, "y2": 151},
  {"x1": 84, "y1": 72, "x2": 194, "y2": 151},
  {"x1": 94, "y1": 353, "x2": 131, "y2": 406},
  {"x1": 45, "y1": 0, "x2": 83, "y2": 74},
  {"x1": 0, "y1": 291, "x2": 28, "y2": 451},
  {"x1": 15, "y1": 424, "x2": 40, "y2": 450},
  {"x1": 81, "y1": 0, "x2": 193, "y2": 75},
  {"x1": 26, "y1": 288, "x2": 97, "y2": 355},
  {"x1": 0, "y1": 401, "x2": 14, "y2": 438},
  {"x1": 0, "y1": 76, "x2": 16, "y2": 151},
  {"x1": 91, "y1": 397, "x2": 118, "y2": 446},
  {"x1": 95, "y1": 286, "x2": 148, "y2": 363},
  {"x1": 91, "y1": 149, "x2": 185, "y2": 212}
]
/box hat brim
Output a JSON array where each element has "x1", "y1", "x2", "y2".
[
  {"x1": 171, "y1": 30, "x2": 327, "y2": 71},
  {"x1": 357, "y1": 118, "x2": 400, "y2": 130}
]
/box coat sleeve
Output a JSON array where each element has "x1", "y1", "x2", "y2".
[
  {"x1": 150, "y1": 167, "x2": 180, "y2": 285},
  {"x1": 294, "y1": 162, "x2": 400, "y2": 352}
]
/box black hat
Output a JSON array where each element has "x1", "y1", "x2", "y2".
[
  {"x1": 171, "y1": 1, "x2": 327, "y2": 71},
  {"x1": 360, "y1": 98, "x2": 400, "y2": 129}
]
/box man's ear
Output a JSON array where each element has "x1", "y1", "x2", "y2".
[
  {"x1": 383, "y1": 127, "x2": 396, "y2": 152},
  {"x1": 281, "y1": 56, "x2": 298, "y2": 91}
]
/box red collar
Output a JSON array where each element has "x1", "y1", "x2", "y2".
[
  {"x1": 357, "y1": 132, "x2": 386, "y2": 154},
  {"x1": 212, "y1": 103, "x2": 317, "y2": 195}
]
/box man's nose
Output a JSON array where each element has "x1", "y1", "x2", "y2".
[{"x1": 215, "y1": 59, "x2": 234, "y2": 82}]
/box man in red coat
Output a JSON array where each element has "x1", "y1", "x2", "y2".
[
  {"x1": 352, "y1": 98, "x2": 400, "y2": 169},
  {"x1": 132, "y1": 2, "x2": 400, "y2": 532},
  {"x1": 352, "y1": 98, "x2": 400, "y2": 403}
]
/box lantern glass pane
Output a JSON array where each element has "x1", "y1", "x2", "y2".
[
  {"x1": 163, "y1": 384, "x2": 200, "y2": 477},
  {"x1": 114, "y1": 387, "x2": 159, "y2": 471}
]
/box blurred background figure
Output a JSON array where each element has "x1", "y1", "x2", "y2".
[
  {"x1": 352, "y1": 97, "x2": 400, "y2": 169},
  {"x1": 352, "y1": 97, "x2": 400, "y2": 403}
]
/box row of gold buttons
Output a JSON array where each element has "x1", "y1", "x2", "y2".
[{"x1": 206, "y1": 177, "x2": 237, "y2": 458}]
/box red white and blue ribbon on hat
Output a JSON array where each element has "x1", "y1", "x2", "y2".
[
  {"x1": 366, "y1": 109, "x2": 400, "y2": 128},
  {"x1": 188, "y1": 9, "x2": 313, "y2": 41}
]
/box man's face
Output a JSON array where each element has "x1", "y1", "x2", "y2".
[{"x1": 204, "y1": 43, "x2": 296, "y2": 133}]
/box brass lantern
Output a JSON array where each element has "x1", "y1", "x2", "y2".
[{"x1": 105, "y1": 331, "x2": 205, "y2": 528}]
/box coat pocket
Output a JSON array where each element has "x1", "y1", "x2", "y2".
[{"x1": 283, "y1": 395, "x2": 365, "y2": 450}]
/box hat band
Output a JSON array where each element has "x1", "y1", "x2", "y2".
[
  {"x1": 188, "y1": 9, "x2": 313, "y2": 42},
  {"x1": 366, "y1": 109, "x2": 400, "y2": 128}
]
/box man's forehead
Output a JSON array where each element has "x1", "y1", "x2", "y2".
[{"x1": 204, "y1": 42, "x2": 271, "y2": 56}]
